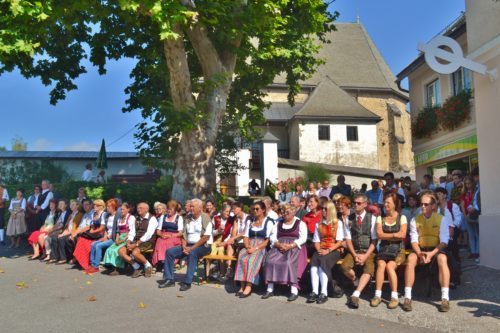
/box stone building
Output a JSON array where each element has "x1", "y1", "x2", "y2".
[{"x1": 252, "y1": 22, "x2": 413, "y2": 179}]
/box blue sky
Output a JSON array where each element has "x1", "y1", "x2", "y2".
[{"x1": 0, "y1": 0, "x2": 465, "y2": 152}]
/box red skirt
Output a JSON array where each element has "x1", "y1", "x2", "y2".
[
  {"x1": 152, "y1": 232, "x2": 182, "y2": 265},
  {"x1": 28, "y1": 230, "x2": 47, "y2": 247},
  {"x1": 73, "y1": 237, "x2": 95, "y2": 270}
]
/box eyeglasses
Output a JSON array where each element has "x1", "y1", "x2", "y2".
[
  {"x1": 421, "y1": 202, "x2": 433, "y2": 207},
  {"x1": 354, "y1": 201, "x2": 365, "y2": 205},
  {"x1": 252, "y1": 208, "x2": 261, "y2": 211}
]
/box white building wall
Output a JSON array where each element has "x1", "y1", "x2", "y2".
[{"x1": 298, "y1": 122, "x2": 378, "y2": 169}]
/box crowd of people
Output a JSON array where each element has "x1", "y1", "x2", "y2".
[{"x1": 0, "y1": 168, "x2": 481, "y2": 313}]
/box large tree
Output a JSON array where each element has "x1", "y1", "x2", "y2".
[{"x1": 0, "y1": 0, "x2": 336, "y2": 202}]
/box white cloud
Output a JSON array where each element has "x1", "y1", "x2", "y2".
[
  {"x1": 33, "y1": 138, "x2": 53, "y2": 151},
  {"x1": 63, "y1": 141, "x2": 98, "y2": 151}
]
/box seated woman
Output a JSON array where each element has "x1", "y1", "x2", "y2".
[
  {"x1": 86, "y1": 199, "x2": 120, "y2": 274},
  {"x1": 301, "y1": 195, "x2": 322, "y2": 257},
  {"x1": 307, "y1": 201, "x2": 344, "y2": 304},
  {"x1": 73, "y1": 199, "x2": 106, "y2": 270},
  {"x1": 262, "y1": 203, "x2": 307, "y2": 302},
  {"x1": 234, "y1": 201, "x2": 273, "y2": 298},
  {"x1": 28, "y1": 199, "x2": 58, "y2": 260},
  {"x1": 103, "y1": 203, "x2": 135, "y2": 275},
  {"x1": 45, "y1": 199, "x2": 71, "y2": 262},
  {"x1": 6, "y1": 188, "x2": 27, "y2": 248},
  {"x1": 152, "y1": 201, "x2": 183, "y2": 269},
  {"x1": 206, "y1": 204, "x2": 234, "y2": 280},
  {"x1": 371, "y1": 193, "x2": 407, "y2": 309},
  {"x1": 51, "y1": 200, "x2": 83, "y2": 264}
]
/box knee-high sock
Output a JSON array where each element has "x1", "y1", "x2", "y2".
[
  {"x1": 310, "y1": 266, "x2": 319, "y2": 294},
  {"x1": 319, "y1": 267, "x2": 329, "y2": 295}
]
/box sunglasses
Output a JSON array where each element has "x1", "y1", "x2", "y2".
[
  {"x1": 354, "y1": 201, "x2": 365, "y2": 205},
  {"x1": 252, "y1": 208, "x2": 261, "y2": 211}
]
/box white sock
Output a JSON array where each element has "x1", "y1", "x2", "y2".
[
  {"x1": 132, "y1": 262, "x2": 140, "y2": 270},
  {"x1": 319, "y1": 267, "x2": 329, "y2": 295},
  {"x1": 267, "y1": 283, "x2": 274, "y2": 293},
  {"x1": 144, "y1": 261, "x2": 151, "y2": 268},
  {"x1": 290, "y1": 286, "x2": 298, "y2": 295},
  {"x1": 375, "y1": 290, "x2": 382, "y2": 298},
  {"x1": 310, "y1": 266, "x2": 319, "y2": 294},
  {"x1": 441, "y1": 288, "x2": 449, "y2": 300},
  {"x1": 404, "y1": 287, "x2": 412, "y2": 300},
  {"x1": 0, "y1": 229, "x2": 4, "y2": 242},
  {"x1": 352, "y1": 290, "x2": 361, "y2": 298},
  {"x1": 391, "y1": 291, "x2": 399, "y2": 300}
]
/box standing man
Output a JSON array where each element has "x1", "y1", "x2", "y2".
[
  {"x1": 119, "y1": 202, "x2": 158, "y2": 278},
  {"x1": 35, "y1": 180, "x2": 53, "y2": 231},
  {"x1": 365, "y1": 180, "x2": 383, "y2": 207},
  {"x1": 159, "y1": 198, "x2": 212, "y2": 291},
  {"x1": 340, "y1": 194, "x2": 378, "y2": 309},
  {"x1": 82, "y1": 163, "x2": 93, "y2": 182},
  {"x1": 403, "y1": 191, "x2": 451, "y2": 312},
  {"x1": 0, "y1": 180, "x2": 9, "y2": 246},
  {"x1": 330, "y1": 175, "x2": 352, "y2": 198}
]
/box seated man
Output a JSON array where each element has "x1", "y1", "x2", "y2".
[
  {"x1": 404, "y1": 191, "x2": 451, "y2": 312},
  {"x1": 340, "y1": 194, "x2": 378, "y2": 309},
  {"x1": 159, "y1": 198, "x2": 212, "y2": 291},
  {"x1": 118, "y1": 202, "x2": 158, "y2": 278}
]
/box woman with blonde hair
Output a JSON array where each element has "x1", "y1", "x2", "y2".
[
  {"x1": 307, "y1": 201, "x2": 344, "y2": 304},
  {"x1": 152, "y1": 200, "x2": 183, "y2": 268}
]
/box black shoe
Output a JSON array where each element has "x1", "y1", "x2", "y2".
[
  {"x1": 287, "y1": 294, "x2": 298, "y2": 302},
  {"x1": 235, "y1": 291, "x2": 243, "y2": 297},
  {"x1": 179, "y1": 283, "x2": 191, "y2": 291},
  {"x1": 158, "y1": 279, "x2": 175, "y2": 288},
  {"x1": 332, "y1": 285, "x2": 345, "y2": 298},
  {"x1": 261, "y1": 291, "x2": 274, "y2": 299},
  {"x1": 239, "y1": 291, "x2": 252, "y2": 298},
  {"x1": 306, "y1": 292, "x2": 318, "y2": 303},
  {"x1": 316, "y1": 293, "x2": 328, "y2": 304}
]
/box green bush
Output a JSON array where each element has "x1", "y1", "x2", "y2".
[{"x1": 302, "y1": 163, "x2": 330, "y2": 184}]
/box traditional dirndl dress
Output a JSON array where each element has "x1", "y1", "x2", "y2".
[
  {"x1": 152, "y1": 214, "x2": 183, "y2": 265},
  {"x1": 235, "y1": 218, "x2": 272, "y2": 284},
  {"x1": 310, "y1": 221, "x2": 342, "y2": 282},
  {"x1": 6, "y1": 200, "x2": 27, "y2": 236},
  {"x1": 264, "y1": 219, "x2": 307, "y2": 288},
  {"x1": 73, "y1": 213, "x2": 104, "y2": 270}
]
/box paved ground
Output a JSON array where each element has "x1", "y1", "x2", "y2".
[{"x1": 0, "y1": 246, "x2": 498, "y2": 333}]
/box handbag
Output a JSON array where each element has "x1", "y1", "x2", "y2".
[
  {"x1": 80, "y1": 230, "x2": 103, "y2": 240},
  {"x1": 377, "y1": 243, "x2": 401, "y2": 261}
]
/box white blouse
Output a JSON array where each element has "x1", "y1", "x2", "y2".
[
  {"x1": 270, "y1": 218, "x2": 307, "y2": 248},
  {"x1": 9, "y1": 198, "x2": 26, "y2": 211}
]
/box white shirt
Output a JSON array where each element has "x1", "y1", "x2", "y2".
[
  {"x1": 185, "y1": 214, "x2": 213, "y2": 245},
  {"x1": 79, "y1": 210, "x2": 94, "y2": 229},
  {"x1": 245, "y1": 218, "x2": 273, "y2": 238},
  {"x1": 9, "y1": 198, "x2": 26, "y2": 211},
  {"x1": 440, "y1": 203, "x2": 462, "y2": 229},
  {"x1": 156, "y1": 214, "x2": 184, "y2": 232},
  {"x1": 82, "y1": 169, "x2": 93, "y2": 181},
  {"x1": 313, "y1": 220, "x2": 345, "y2": 242},
  {"x1": 266, "y1": 210, "x2": 279, "y2": 222},
  {"x1": 270, "y1": 218, "x2": 307, "y2": 248},
  {"x1": 342, "y1": 211, "x2": 378, "y2": 240},
  {"x1": 409, "y1": 214, "x2": 450, "y2": 246},
  {"x1": 1, "y1": 187, "x2": 9, "y2": 201},
  {"x1": 234, "y1": 213, "x2": 249, "y2": 244},
  {"x1": 105, "y1": 214, "x2": 115, "y2": 236},
  {"x1": 127, "y1": 213, "x2": 158, "y2": 243},
  {"x1": 39, "y1": 189, "x2": 54, "y2": 210}
]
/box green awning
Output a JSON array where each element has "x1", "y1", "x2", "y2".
[{"x1": 415, "y1": 135, "x2": 477, "y2": 166}]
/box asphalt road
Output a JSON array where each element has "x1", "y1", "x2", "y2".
[{"x1": 0, "y1": 246, "x2": 498, "y2": 333}]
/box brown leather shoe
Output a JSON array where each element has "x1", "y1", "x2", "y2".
[
  {"x1": 131, "y1": 269, "x2": 142, "y2": 278},
  {"x1": 388, "y1": 298, "x2": 399, "y2": 309},
  {"x1": 439, "y1": 299, "x2": 450, "y2": 312},
  {"x1": 144, "y1": 265, "x2": 152, "y2": 278},
  {"x1": 370, "y1": 296, "x2": 382, "y2": 307},
  {"x1": 108, "y1": 269, "x2": 120, "y2": 276},
  {"x1": 348, "y1": 296, "x2": 359, "y2": 309},
  {"x1": 403, "y1": 298, "x2": 412, "y2": 312}
]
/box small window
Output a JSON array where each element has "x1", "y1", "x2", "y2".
[
  {"x1": 451, "y1": 67, "x2": 471, "y2": 95},
  {"x1": 318, "y1": 125, "x2": 330, "y2": 141},
  {"x1": 346, "y1": 126, "x2": 358, "y2": 141},
  {"x1": 425, "y1": 79, "x2": 441, "y2": 107}
]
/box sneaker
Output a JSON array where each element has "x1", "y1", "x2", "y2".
[
  {"x1": 370, "y1": 297, "x2": 382, "y2": 307},
  {"x1": 131, "y1": 269, "x2": 142, "y2": 278},
  {"x1": 348, "y1": 296, "x2": 359, "y2": 309},
  {"x1": 388, "y1": 298, "x2": 399, "y2": 309},
  {"x1": 402, "y1": 298, "x2": 412, "y2": 312},
  {"x1": 439, "y1": 299, "x2": 450, "y2": 312},
  {"x1": 144, "y1": 265, "x2": 152, "y2": 278}
]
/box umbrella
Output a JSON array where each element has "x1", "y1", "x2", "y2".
[{"x1": 95, "y1": 139, "x2": 108, "y2": 169}]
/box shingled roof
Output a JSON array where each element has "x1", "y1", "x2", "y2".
[
  {"x1": 293, "y1": 77, "x2": 380, "y2": 121},
  {"x1": 274, "y1": 23, "x2": 408, "y2": 99}
]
